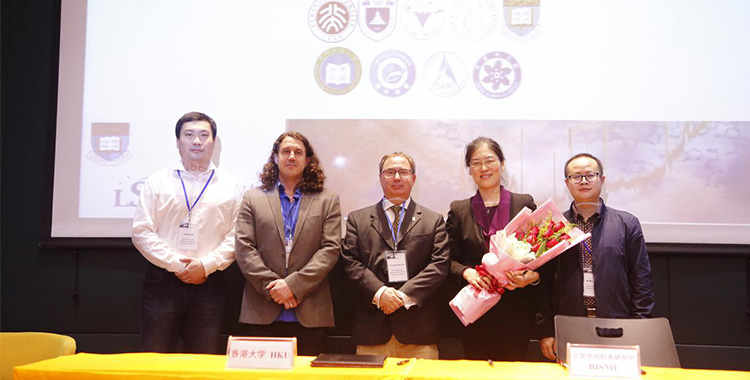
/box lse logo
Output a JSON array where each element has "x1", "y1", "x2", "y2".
[{"x1": 113, "y1": 178, "x2": 145, "y2": 207}]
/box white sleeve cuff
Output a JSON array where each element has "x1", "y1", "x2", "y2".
[{"x1": 372, "y1": 286, "x2": 387, "y2": 308}]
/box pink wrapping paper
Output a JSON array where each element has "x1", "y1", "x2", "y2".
[
  {"x1": 449, "y1": 198, "x2": 591, "y2": 325},
  {"x1": 449, "y1": 283, "x2": 502, "y2": 326}
]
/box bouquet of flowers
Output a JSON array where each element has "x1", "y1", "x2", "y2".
[{"x1": 449, "y1": 198, "x2": 590, "y2": 326}]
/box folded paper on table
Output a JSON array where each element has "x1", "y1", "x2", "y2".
[{"x1": 449, "y1": 198, "x2": 590, "y2": 325}]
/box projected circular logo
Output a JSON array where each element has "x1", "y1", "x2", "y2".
[
  {"x1": 423, "y1": 52, "x2": 467, "y2": 97},
  {"x1": 448, "y1": 0, "x2": 499, "y2": 42},
  {"x1": 314, "y1": 47, "x2": 362, "y2": 95},
  {"x1": 309, "y1": 0, "x2": 358, "y2": 42},
  {"x1": 473, "y1": 51, "x2": 521, "y2": 99},
  {"x1": 401, "y1": 0, "x2": 445, "y2": 40},
  {"x1": 370, "y1": 50, "x2": 416, "y2": 97}
]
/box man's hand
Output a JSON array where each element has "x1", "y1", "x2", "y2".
[
  {"x1": 504, "y1": 269, "x2": 539, "y2": 290},
  {"x1": 177, "y1": 257, "x2": 207, "y2": 284},
  {"x1": 379, "y1": 287, "x2": 404, "y2": 315},
  {"x1": 540, "y1": 336, "x2": 557, "y2": 360},
  {"x1": 283, "y1": 296, "x2": 299, "y2": 310},
  {"x1": 267, "y1": 279, "x2": 296, "y2": 305},
  {"x1": 463, "y1": 267, "x2": 493, "y2": 290}
]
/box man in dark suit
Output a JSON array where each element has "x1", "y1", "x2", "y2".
[
  {"x1": 341, "y1": 152, "x2": 450, "y2": 359},
  {"x1": 235, "y1": 131, "x2": 341, "y2": 356}
]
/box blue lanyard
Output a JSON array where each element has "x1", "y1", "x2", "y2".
[
  {"x1": 383, "y1": 198, "x2": 407, "y2": 249},
  {"x1": 177, "y1": 169, "x2": 214, "y2": 223}
]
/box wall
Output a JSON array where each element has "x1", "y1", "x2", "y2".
[{"x1": 1, "y1": 0, "x2": 748, "y2": 371}]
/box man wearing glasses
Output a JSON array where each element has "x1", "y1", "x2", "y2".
[
  {"x1": 537, "y1": 153, "x2": 655, "y2": 361},
  {"x1": 341, "y1": 152, "x2": 449, "y2": 359}
]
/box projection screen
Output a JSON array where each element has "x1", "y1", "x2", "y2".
[{"x1": 52, "y1": 0, "x2": 750, "y2": 243}]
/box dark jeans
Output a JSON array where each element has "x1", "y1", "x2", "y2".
[
  {"x1": 241, "y1": 321, "x2": 327, "y2": 356},
  {"x1": 141, "y1": 264, "x2": 226, "y2": 354}
]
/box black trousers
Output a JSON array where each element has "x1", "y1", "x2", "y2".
[{"x1": 141, "y1": 264, "x2": 226, "y2": 354}]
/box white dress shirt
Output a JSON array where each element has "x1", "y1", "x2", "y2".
[
  {"x1": 132, "y1": 162, "x2": 244, "y2": 275},
  {"x1": 373, "y1": 197, "x2": 416, "y2": 310}
]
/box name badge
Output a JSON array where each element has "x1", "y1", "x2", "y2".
[
  {"x1": 385, "y1": 250, "x2": 408, "y2": 283},
  {"x1": 567, "y1": 343, "x2": 641, "y2": 379},
  {"x1": 583, "y1": 270, "x2": 595, "y2": 297},
  {"x1": 226, "y1": 336, "x2": 296, "y2": 370},
  {"x1": 177, "y1": 226, "x2": 199, "y2": 250}
]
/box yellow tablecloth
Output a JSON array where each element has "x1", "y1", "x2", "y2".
[{"x1": 12, "y1": 353, "x2": 750, "y2": 380}]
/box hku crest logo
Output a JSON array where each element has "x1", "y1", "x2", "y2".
[
  {"x1": 86, "y1": 122, "x2": 132, "y2": 166},
  {"x1": 502, "y1": 0, "x2": 542, "y2": 41},
  {"x1": 309, "y1": 0, "x2": 358, "y2": 42},
  {"x1": 359, "y1": 0, "x2": 397, "y2": 41}
]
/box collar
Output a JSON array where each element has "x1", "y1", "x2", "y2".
[
  {"x1": 382, "y1": 197, "x2": 411, "y2": 211},
  {"x1": 173, "y1": 161, "x2": 217, "y2": 179},
  {"x1": 278, "y1": 181, "x2": 302, "y2": 200},
  {"x1": 572, "y1": 198, "x2": 604, "y2": 223}
]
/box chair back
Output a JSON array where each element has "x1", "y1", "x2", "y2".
[
  {"x1": 0, "y1": 332, "x2": 76, "y2": 380},
  {"x1": 554, "y1": 315, "x2": 680, "y2": 368}
]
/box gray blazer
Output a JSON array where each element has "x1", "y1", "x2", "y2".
[{"x1": 235, "y1": 186, "x2": 341, "y2": 328}]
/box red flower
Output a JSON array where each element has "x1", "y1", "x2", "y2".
[
  {"x1": 528, "y1": 226, "x2": 540, "y2": 236},
  {"x1": 531, "y1": 242, "x2": 542, "y2": 253},
  {"x1": 546, "y1": 239, "x2": 559, "y2": 248},
  {"x1": 543, "y1": 226, "x2": 555, "y2": 238},
  {"x1": 525, "y1": 234, "x2": 537, "y2": 245},
  {"x1": 554, "y1": 221, "x2": 566, "y2": 232}
]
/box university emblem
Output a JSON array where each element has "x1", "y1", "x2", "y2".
[
  {"x1": 423, "y1": 52, "x2": 467, "y2": 97},
  {"x1": 86, "y1": 122, "x2": 132, "y2": 166},
  {"x1": 309, "y1": 0, "x2": 358, "y2": 42},
  {"x1": 502, "y1": 0, "x2": 542, "y2": 40},
  {"x1": 370, "y1": 50, "x2": 415, "y2": 97},
  {"x1": 314, "y1": 47, "x2": 362, "y2": 95},
  {"x1": 448, "y1": 0, "x2": 499, "y2": 42},
  {"x1": 359, "y1": 0, "x2": 397, "y2": 41},
  {"x1": 401, "y1": 0, "x2": 445, "y2": 40},
  {"x1": 473, "y1": 52, "x2": 521, "y2": 99}
]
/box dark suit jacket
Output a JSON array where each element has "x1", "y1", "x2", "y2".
[
  {"x1": 536, "y1": 202, "x2": 654, "y2": 338},
  {"x1": 446, "y1": 192, "x2": 543, "y2": 339},
  {"x1": 235, "y1": 187, "x2": 341, "y2": 328},
  {"x1": 341, "y1": 200, "x2": 450, "y2": 345},
  {"x1": 446, "y1": 192, "x2": 536, "y2": 280}
]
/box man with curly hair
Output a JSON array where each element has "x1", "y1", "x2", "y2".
[{"x1": 235, "y1": 131, "x2": 341, "y2": 355}]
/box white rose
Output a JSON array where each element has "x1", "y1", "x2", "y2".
[{"x1": 511, "y1": 240, "x2": 535, "y2": 263}]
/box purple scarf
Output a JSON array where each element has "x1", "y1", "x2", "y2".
[{"x1": 471, "y1": 187, "x2": 511, "y2": 248}]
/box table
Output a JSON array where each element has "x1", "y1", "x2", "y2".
[{"x1": 13, "y1": 353, "x2": 750, "y2": 380}]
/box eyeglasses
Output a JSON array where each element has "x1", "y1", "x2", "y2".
[
  {"x1": 469, "y1": 157, "x2": 499, "y2": 169},
  {"x1": 382, "y1": 169, "x2": 413, "y2": 179},
  {"x1": 567, "y1": 172, "x2": 600, "y2": 184}
]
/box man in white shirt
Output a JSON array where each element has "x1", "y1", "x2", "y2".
[{"x1": 132, "y1": 112, "x2": 244, "y2": 354}]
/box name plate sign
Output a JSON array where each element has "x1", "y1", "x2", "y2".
[
  {"x1": 226, "y1": 336, "x2": 296, "y2": 370},
  {"x1": 567, "y1": 343, "x2": 641, "y2": 379}
]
